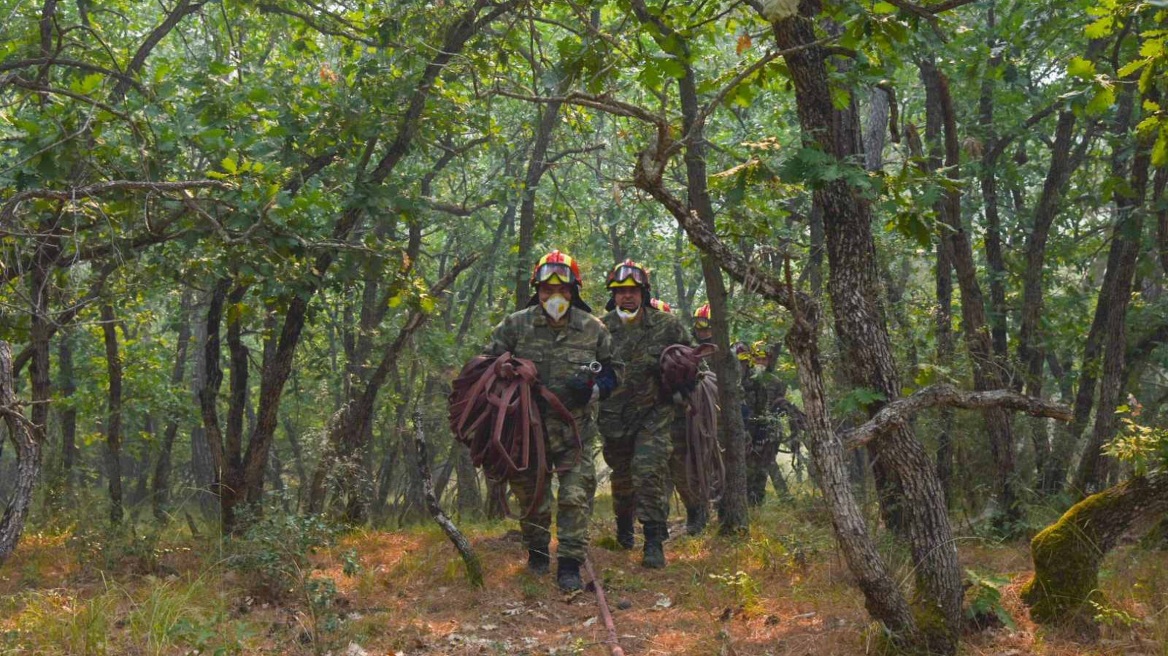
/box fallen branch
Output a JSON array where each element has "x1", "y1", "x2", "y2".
[
  {"x1": 413, "y1": 410, "x2": 483, "y2": 588},
  {"x1": 842, "y1": 384, "x2": 1072, "y2": 450},
  {"x1": 584, "y1": 555, "x2": 625, "y2": 656}
]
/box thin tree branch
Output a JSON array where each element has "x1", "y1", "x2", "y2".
[{"x1": 1, "y1": 180, "x2": 229, "y2": 222}]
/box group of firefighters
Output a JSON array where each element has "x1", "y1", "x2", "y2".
[{"x1": 478, "y1": 249, "x2": 795, "y2": 592}]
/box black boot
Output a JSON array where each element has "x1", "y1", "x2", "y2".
[
  {"x1": 616, "y1": 513, "x2": 635, "y2": 550},
  {"x1": 642, "y1": 522, "x2": 667, "y2": 569},
  {"x1": 685, "y1": 505, "x2": 708, "y2": 536},
  {"x1": 556, "y1": 557, "x2": 582, "y2": 591},
  {"x1": 527, "y1": 549, "x2": 549, "y2": 575}
]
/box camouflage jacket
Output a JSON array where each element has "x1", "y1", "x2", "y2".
[
  {"x1": 600, "y1": 305, "x2": 691, "y2": 410},
  {"x1": 482, "y1": 305, "x2": 619, "y2": 424},
  {"x1": 743, "y1": 369, "x2": 788, "y2": 445}
]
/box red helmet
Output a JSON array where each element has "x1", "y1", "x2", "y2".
[
  {"x1": 530, "y1": 250, "x2": 583, "y2": 288},
  {"x1": 693, "y1": 303, "x2": 711, "y2": 330},
  {"x1": 649, "y1": 298, "x2": 672, "y2": 313},
  {"x1": 605, "y1": 259, "x2": 650, "y2": 290}
]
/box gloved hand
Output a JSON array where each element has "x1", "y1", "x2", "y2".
[
  {"x1": 564, "y1": 376, "x2": 595, "y2": 407},
  {"x1": 595, "y1": 362, "x2": 618, "y2": 400}
]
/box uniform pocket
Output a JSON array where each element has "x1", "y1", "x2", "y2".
[{"x1": 562, "y1": 347, "x2": 597, "y2": 366}]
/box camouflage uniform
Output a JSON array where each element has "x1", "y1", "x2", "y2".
[
  {"x1": 598, "y1": 305, "x2": 690, "y2": 528},
  {"x1": 742, "y1": 368, "x2": 788, "y2": 506},
  {"x1": 483, "y1": 305, "x2": 618, "y2": 563}
]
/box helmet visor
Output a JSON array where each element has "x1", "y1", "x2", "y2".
[
  {"x1": 609, "y1": 264, "x2": 647, "y2": 286},
  {"x1": 534, "y1": 262, "x2": 576, "y2": 285},
  {"x1": 693, "y1": 318, "x2": 711, "y2": 330}
]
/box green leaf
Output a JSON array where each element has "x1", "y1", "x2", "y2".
[
  {"x1": 1067, "y1": 56, "x2": 1096, "y2": 80},
  {"x1": 655, "y1": 54, "x2": 686, "y2": 79},
  {"x1": 221, "y1": 156, "x2": 238, "y2": 174},
  {"x1": 1135, "y1": 116, "x2": 1161, "y2": 136},
  {"x1": 1085, "y1": 86, "x2": 1115, "y2": 116},
  {"x1": 1152, "y1": 128, "x2": 1168, "y2": 167},
  {"x1": 1085, "y1": 15, "x2": 1114, "y2": 39},
  {"x1": 1139, "y1": 37, "x2": 1165, "y2": 58},
  {"x1": 872, "y1": 1, "x2": 898, "y2": 14},
  {"x1": 1118, "y1": 58, "x2": 1150, "y2": 78}
]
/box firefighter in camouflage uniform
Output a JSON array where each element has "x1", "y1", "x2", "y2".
[
  {"x1": 738, "y1": 341, "x2": 789, "y2": 506},
  {"x1": 598, "y1": 259, "x2": 691, "y2": 569},
  {"x1": 483, "y1": 249, "x2": 620, "y2": 591}
]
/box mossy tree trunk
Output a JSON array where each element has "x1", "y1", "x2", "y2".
[{"x1": 1021, "y1": 473, "x2": 1168, "y2": 625}]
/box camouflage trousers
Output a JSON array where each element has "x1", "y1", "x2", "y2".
[
  {"x1": 668, "y1": 407, "x2": 704, "y2": 512},
  {"x1": 745, "y1": 431, "x2": 780, "y2": 507},
  {"x1": 510, "y1": 421, "x2": 597, "y2": 563},
  {"x1": 600, "y1": 402, "x2": 673, "y2": 525}
]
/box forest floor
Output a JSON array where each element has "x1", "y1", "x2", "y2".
[{"x1": 1, "y1": 491, "x2": 1167, "y2": 656}]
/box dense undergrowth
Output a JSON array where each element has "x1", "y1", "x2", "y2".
[{"x1": 1, "y1": 487, "x2": 1166, "y2": 655}]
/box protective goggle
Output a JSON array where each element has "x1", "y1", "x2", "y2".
[
  {"x1": 693, "y1": 318, "x2": 711, "y2": 330},
  {"x1": 609, "y1": 264, "x2": 647, "y2": 286},
  {"x1": 533, "y1": 262, "x2": 576, "y2": 285}
]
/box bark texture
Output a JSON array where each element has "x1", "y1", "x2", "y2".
[
  {"x1": 0, "y1": 342, "x2": 43, "y2": 567},
  {"x1": 1022, "y1": 473, "x2": 1168, "y2": 625}
]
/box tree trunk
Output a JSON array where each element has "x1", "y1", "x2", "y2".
[
  {"x1": 100, "y1": 304, "x2": 124, "y2": 525},
  {"x1": 625, "y1": 0, "x2": 751, "y2": 533},
  {"x1": 199, "y1": 280, "x2": 230, "y2": 523},
  {"x1": 227, "y1": 2, "x2": 518, "y2": 533},
  {"x1": 153, "y1": 290, "x2": 193, "y2": 521},
  {"x1": 935, "y1": 239, "x2": 955, "y2": 507},
  {"x1": 1022, "y1": 473, "x2": 1168, "y2": 626},
  {"x1": 57, "y1": 333, "x2": 77, "y2": 490},
  {"x1": 1073, "y1": 86, "x2": 1154, "y2": 495},
  {"x1": 513, "y1": 97, "x2": 565, "y2": 311},
  {"x1": 920, "y1": 58, "x2": 1020, "y2": 529},
  {"x1": 770, "y1": 9, "x2": 961, "y2": 648},
  {"x1": 0, "y1": 342, "x2": 44, "y2": 567},
  {"x1": 1016, "y1": 38, "x2": 1105, "y2": 396},
  {"x1": 977, "y1": 3, "x2": 1010, "y2": 360},
  {"x1": 189, "y1": 293, "x2": 217, "y2": 516},
  {"x1": 785, "y1": 319, "x2": 920, "y2": 638}
]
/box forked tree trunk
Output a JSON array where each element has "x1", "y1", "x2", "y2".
[
  {"x1": 770, "y1": 9, "x2": 962, "y2": 650},
  {"x1": 919, "y1": 58, "x2": 1021, "y2": 529},
  {"x1": 1073, "y1": 85, "x2": 1155, "y2": 495},
  {"x1": 0, "y1": 342, "x2": 43, "y2": 567}
]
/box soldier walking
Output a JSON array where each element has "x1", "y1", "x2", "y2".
[
  {"x1": 598, "y1": 259, "x2": 690, "y2": 568},
  {"x1": 482, "y1": 249, "x2": 620, "y2": 591},
  {"x1": 739, "y1": 341, "x2": 789, "y2": 506}
]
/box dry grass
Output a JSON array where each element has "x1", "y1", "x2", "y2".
[{"x1": 1, "y1": 497, "x2": 1166, "y2": 655}]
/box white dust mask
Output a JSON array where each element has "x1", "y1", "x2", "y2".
[
  {"x1": 617, "y1": 308, "x2": 640, "y2": 324},
  {"x1": 542, "y1": 294, "x2": 570, "y2": 321}
]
